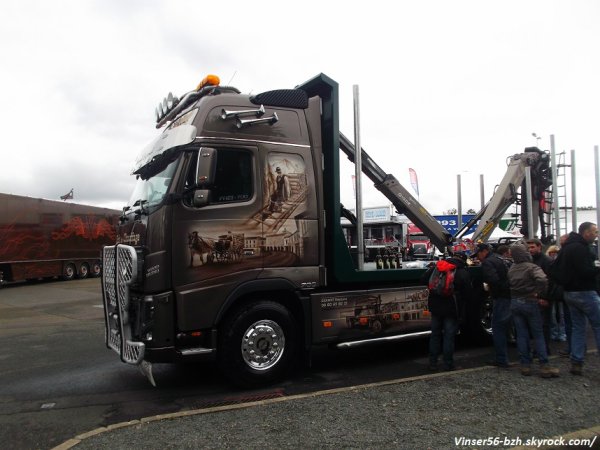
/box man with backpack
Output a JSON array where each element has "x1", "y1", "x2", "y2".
[
  {"x1": 423, "y1": 252, "x2": 473, "y2": 371},
  {"x1": 550, "y1": 222, "x2": 600, "y2": 375}
]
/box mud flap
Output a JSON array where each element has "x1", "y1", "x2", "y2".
[{"x1": 138, "y1": 360, "x2": 156, "y2": 387}]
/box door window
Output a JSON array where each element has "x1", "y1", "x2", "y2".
[{"x1": 184, "y1": 148, "x2": 253, "y2": 205}]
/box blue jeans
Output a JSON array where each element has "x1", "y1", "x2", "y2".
[
  {"x1": 492, "y1": 297, "x2": 512, "y2": 365},
  {"x1": 511, "y1": 298, "x2": 548, "y2": 365},
  {"x1": 563, "y1": 298, "x2": 572, "y2": 352},
  {"x1": 550, "y1": 301, "x2": 566, "y2": 341},
  {"x1": 429, "y1": 314, "x2": 458, "y2": 369},
  {"x1": 564, "y1": 290, "x2": 600, "y2": 363}
]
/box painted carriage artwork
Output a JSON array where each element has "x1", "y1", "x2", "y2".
[{"x1": 188, "y1": 231, "x2": 245, "y2": 267}]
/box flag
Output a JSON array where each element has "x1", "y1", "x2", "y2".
[
  {"x1": 408, "y1": 168, "x2": 419, "y2": 197},
  {"x1": 60, "y1": 188, "x2": 74, "y2": 201}
]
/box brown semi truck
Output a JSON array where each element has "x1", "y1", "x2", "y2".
[
  {"x1": 101, "y1": 73, "x2": 552, "y2": 387},
  {"x1": 0, "y1": 193, "x2": 119, "y2": 283}
]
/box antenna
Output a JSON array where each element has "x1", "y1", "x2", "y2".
[{"x1": 226, "y1": 71, "x2": 237, "y2": 86}]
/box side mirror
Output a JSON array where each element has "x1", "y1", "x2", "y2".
[
  {"x1": 196, "y1": 147, "x2": 217, "y2": 186},
  {"x1": 192, "y1": 189, "x2": 210, "y2": 208}
]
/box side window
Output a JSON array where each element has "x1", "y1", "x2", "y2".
[
  {"x1": 183, "y1": 148, "x2": 253, "y2": 206},
  {"x1": 212, "y1": 149, "x2": 253, "y2": 203}
]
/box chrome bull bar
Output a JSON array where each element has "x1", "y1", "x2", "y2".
[{"x1": 102, "y1": 244, "x2": 145, "y2": 364}]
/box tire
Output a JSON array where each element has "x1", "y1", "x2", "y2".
[
  {"x1": 371, "y1": 319, "x2": 383, "y2": 334},
  {"x1": 465, "y1": 295, "x2": 516, "y2": 345},
  {"x1": 78, "y1": 263, "x2": 89, "y2": 279},
  {"x1": 90, "y1": 261, "x2": 102, "y2": 278},
  {"x1": 460, "y1": 291, "x2": 493, "y2": 343},
  {"x1": 62, "y1": 263, "x2": 76, "y2": 281},
  {"x1": 479, "y1": 296, "x2": 493, "y2": 337},
  {"x1": 218, "y1": 300, "x2": 298, "y2": 387}
]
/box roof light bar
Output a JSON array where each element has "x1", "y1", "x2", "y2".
[
  {"x1": 154, "y1": 74, "x2": 221, "y2": 126},
  {"x1": 155, "y1": 91, "x2": 180, "y2": 124}
]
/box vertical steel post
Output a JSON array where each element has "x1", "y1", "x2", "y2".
[
  {"x1": 571, "y1": 150, "x2": 577, "y2": 233},
  {"x1": 595, "y1": 145, "x2": 600, "y2": 258},
  {"x1": 480, "y1": 174, "x2": 485, "y2": 210},
  {"x1": 353, "y1": 85, "x2": 364, "y2": 270},
  {"x1": 550, "y1": 135, "x2": 561, "y2": 240},
  {"x1": 525, "y1": 167, "x2": 535, "y2": 238},
  {"x1": 457, "y1": 174, "x2": 462, "y2": 231}
]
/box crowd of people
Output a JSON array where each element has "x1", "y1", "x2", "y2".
[{"x1": 424, "y1": 221, "x2": 600, "y2": 378}]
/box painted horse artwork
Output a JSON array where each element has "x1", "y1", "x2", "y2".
[{"x1": 188, "y1": 231, "x2": 214, "y2": 267}]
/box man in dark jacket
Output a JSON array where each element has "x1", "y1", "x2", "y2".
[
  {"x1": 555, "y1": 222, "x2": 600, "y2": 375},
  {"x1": 424, "y1": 253, "x2": 473, "y2": 371},
  {"x1": 477, "y1": 243, "x2": 513, "y2": 368}
]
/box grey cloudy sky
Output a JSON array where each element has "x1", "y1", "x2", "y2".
[{"x1": 1, "y1": 0, "x2": 599, "y2": 214}]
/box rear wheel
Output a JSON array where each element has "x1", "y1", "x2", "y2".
[
  {"x1": 62, "y1": 263, "x2": 76, "y2": 281},
  {"x1": 372, "y1": 319, "x2": 383, "y2": 334},
  {"x1": 78, "y1": 263, "x2": 89, "y2": 279},
  {"x1": 480, "y1": 297, "x2": 493, "y2": 336},
  {"x1": 218, "y1": 300, "x2": 297, "y2": 387},
  {"x1": 90, "y1": 261, "x2": 102, "y2": 278}
]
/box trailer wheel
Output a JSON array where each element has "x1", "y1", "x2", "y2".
[
  {"x1": 218, "y1": 301, "x2": 297, "y2": 387},
  {"x1": 372, "y1": 319, "x2": 383, "y2": 334},
  {"x1": 78, "y1": 263, "x2": 89, "y2": 279},
  {"x1": 62, "y1": 263, "x2": 76, "y2": 281},
  {"x1": 90, "y1": 261, "x2": 102, "y2": 278}
]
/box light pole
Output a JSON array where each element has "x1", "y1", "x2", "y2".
[{"x1": 532, "y1": 132, "x2": 542, "y2": 147}]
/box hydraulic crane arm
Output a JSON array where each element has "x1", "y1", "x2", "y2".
[
  {"x1": 455, "y1": 148, "x2": 550, "y2": 243},
  {"x1": 339, "y1": 133, "x2": 453, "y2": 251}
]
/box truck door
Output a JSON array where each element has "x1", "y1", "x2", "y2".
[{"x1": 171, "y1": 146, "x2": 263, "y2": 331}]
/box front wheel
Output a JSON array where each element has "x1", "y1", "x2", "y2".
[{"x1": 218, "y1": 301, "x2": 298, "y2": 387}]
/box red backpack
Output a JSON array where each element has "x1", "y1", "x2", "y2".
[{"x1": 428, "y1": 260, "x2": 457, "y2": 297}]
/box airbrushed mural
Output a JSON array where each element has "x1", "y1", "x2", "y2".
[
  {"x1": 186, "y1": 152, "x2": 318, "y2": 278},
  {"x1": 0, "y1": 214, "x2": 116, "y2": 262},
  {"x1": 312, "y1": 287, "x2": 431, "y2": 341}
]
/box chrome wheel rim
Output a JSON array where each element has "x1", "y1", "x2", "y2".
[
  {"x1": 480, "y1": 298, "x2": 493, "y2": 335},
  {"x1": 241, "y1": 320, "x2": 285, "y2": 371}
]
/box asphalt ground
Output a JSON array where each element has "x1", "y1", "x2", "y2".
[{"x1": 55, "y1": 354, "x2": 600, "y2": 450}]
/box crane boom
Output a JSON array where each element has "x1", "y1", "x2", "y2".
[
  {"x1": 455, "y1": 148, "x2": 551, "y2": 243},
  {"x1": 339, "y1": 133, "x2": 453, "y2": 251}
]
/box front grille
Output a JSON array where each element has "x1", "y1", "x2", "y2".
[{"x1": 102, "y1": 244, "x2": 145, "y2": 364}]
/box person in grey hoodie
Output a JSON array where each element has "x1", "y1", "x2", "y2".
[{"x1": 508, "y1": 243, "x2": 559, "y2": 378}]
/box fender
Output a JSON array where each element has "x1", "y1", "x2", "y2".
[
  {"x1": 215, "y1": 278, "x2": 301, "y2": 325},
  {"x1": 215, "y1": 278, "x2": 312, "y2": 348}
]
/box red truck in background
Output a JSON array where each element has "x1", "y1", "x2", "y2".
[
  {"x1": 0, "y1": 193, "x2": 119, "y2": 283},
  {"x1": 406, "y1": 224, "x2": 432, "y2": 259}
]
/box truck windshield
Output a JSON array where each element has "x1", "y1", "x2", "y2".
[{"x1": 127, "y1": 157, "x2": 179, "y2": 213}]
